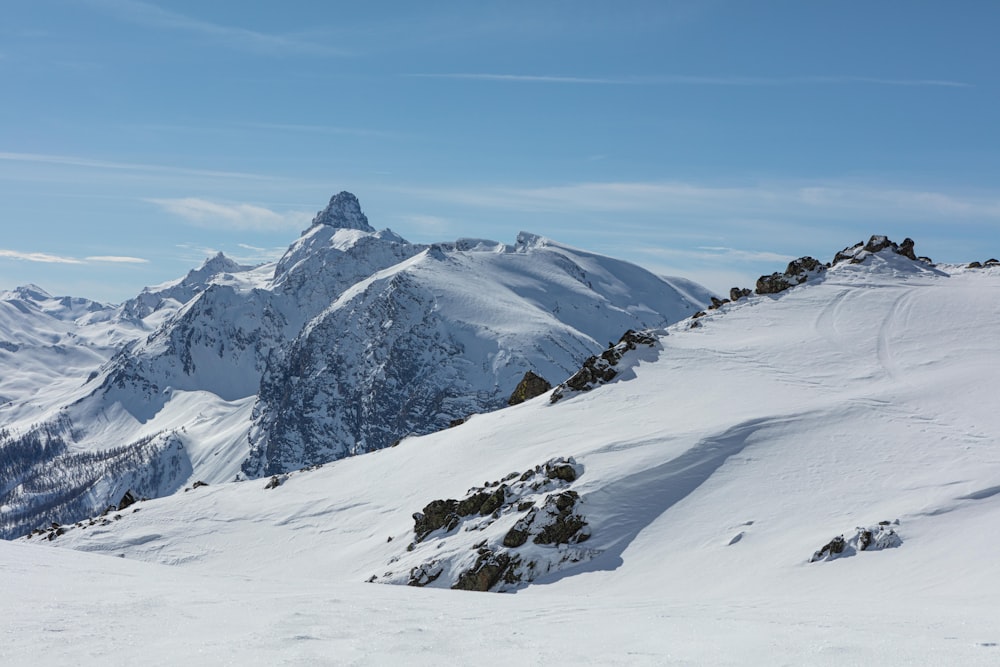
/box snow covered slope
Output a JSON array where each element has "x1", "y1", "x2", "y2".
[
  {"x1": 12, "y1": 242, "x2": 1000, "y2": 664},
  {"x1": 0, "y1": 192, "x2": 710, "y2": 537}
]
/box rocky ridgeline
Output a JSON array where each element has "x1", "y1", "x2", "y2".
[
  {"x1": 756, "y1": 235, "x2": 933, "y2": 296},
  {"x1": 687, "y1": 236, "x2": 935, "y2": 328},
  {"x1": 22, "y1": 490, "x2": 147, "y2": 542},
  {"x1": 810, "y1": 520, "x2": 902, "y2": 562},
  {"x1": 549, "y1": 329, "x2": 659, "y2": 403},
  {"x1": 369, "y1": 457, "x2": 596, "y2": 592}
]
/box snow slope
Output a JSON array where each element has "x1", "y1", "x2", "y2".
[{"x1": 9, "y1": 247, "x2": 1000, "y2": 664}]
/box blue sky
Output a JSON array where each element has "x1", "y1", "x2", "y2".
[{"x1": 2, "y1": 1, "x2": 999, "y2": 301}]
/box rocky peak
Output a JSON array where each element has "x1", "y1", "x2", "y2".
[
  {"x1": 832, "y1": 235, "x2": 928, "y2": 265},
  {"x1": 311, "y1": 191, "x2": 375, "y2": 232}
]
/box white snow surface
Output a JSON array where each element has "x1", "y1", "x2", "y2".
[{"x1": 6, "y1": 254, "x2": 1000, "y2": 664}]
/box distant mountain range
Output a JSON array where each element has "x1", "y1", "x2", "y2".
[{"x1": 0, "y1": 192, "x2": 711, "y2": 538}]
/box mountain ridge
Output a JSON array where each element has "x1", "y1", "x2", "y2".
[{"x1": 0, "y1": 192, "x2": 711, "y2": 537}]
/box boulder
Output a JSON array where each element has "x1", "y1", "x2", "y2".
[
  {"x1": 507, "y1": 371, "x2": 553, "y2": 406},
  {"x1": 810, "y1": 535, "x2": 846, "y2": 562},
  {"x1": 729, "y1": 287, "x2": 753, "y2": 302},
  {"x1": 452, "y1": 550, "x2": 516, "y2": 592},
  {"x1": 116, "y1": 490, "x2": 137, "y2": 511}
]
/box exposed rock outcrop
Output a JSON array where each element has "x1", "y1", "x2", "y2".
[
  {"x1": 507, "y1": 371, "x2": 552, "y2": 406},
  {"x1": 373, "y1": 457, "x2": 596, "y2": 592},
  {"x1": 810, "y1": 521, "x2": 902, "y2": 562},
  {"x1": 756, "y1": 256, "x2": 828, "y2": 295},
  {"x1": 116, "y1": 490, "x2": 137, "y2": 511},
  {"x1": 729, "y1": 287, "x2": 753, "y2": 302},
  {"x1": 832, "y1": 235, "x2": 930, "y2": 266},
  {"x1": 550, "y1": 329, "x2": 659, "y2": 403}
]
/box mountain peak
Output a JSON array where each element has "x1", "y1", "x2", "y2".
[
  {"x1": 198, "y1": 252, "x2": 244, "y2": 274},
  {"x1": 311, "y1": 192, "x2": 375, "y2": 232}
]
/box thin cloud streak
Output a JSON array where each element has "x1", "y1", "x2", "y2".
[
  {"x1": 86, "y1": 0, "x2": 346, "y2": 57},
  {"x1": 0, "y1": 152, "x2": 277, "y2": 181},
  {"x1": 0, "y1": 249, "x2": 84, "y2": 264},
  {"x1": 0, "y1": 249, "x2": 149, "y2": 265},
  {"x1": 85, "y1": 255, "x2": 149, "y2": 264},
  {"x1": 398, "y1": 181, "x2": 1000, "y2": 222},
  {"x1": 409, "y1": 73, "x2": 970, "y2": 88},
  {"x1": 148, "y1": 197, "x2": 313, "y2": 231}
]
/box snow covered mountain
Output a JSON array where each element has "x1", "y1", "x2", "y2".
[
  {"x1": 8, "y1": 237, "x2": 1000, "y2": 665},
  {"x1": 0, "y1": 192, "x2": 711, "y2": 538}
]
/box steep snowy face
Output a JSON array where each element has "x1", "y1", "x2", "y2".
[
  {"x1": 311, "y1": 191, "x2": 375, "y2": 232},
  {"x1": 244, "y1": 238, "x2": 709, "y2": 476}
]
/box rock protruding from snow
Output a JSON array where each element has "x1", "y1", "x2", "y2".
[
  {"x1": 550, "y1": 329, "x2": 659, "y2": 403},
  {"x1": 372, "y1": 457, "x2": 595, "y2": 592},
  {"x1": 730, "y1": 287, "x2": 753, "y2": 302},
  {"x1": 810, "y1": 521, "x2": 902, "y2": 562},
  {"x1": 833, "y1": 235, "x2": 930, "y2": 266},
  {"x1": 310, "y1": 191, "x2": 375, "y2": 232},
  {"x1": 833, "y1": 234, "x2": 933, "y2": 264},
  {"x1": 755, "y1": 256, "x2": 828, "y2": 295},
  {"x1": 507, "y1": 371, "x2": 553, "y2": 406}
]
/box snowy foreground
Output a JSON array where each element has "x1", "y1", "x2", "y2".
[{"x1": 5, "y1": 252, "x2": 1000, "y2": 664}]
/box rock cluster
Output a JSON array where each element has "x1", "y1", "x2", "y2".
[
  {"x1": 750, "y1": 235, "x2": 934, "y2": 299},
  {"x1": 832, "y1": 235, "x2": 930, "y2": 265},
  {"x1": 755, "y1": 256, "x2": 828, "y2": 295},
  {"x1": 549, "y1": 329, "x2": 658, "y2": 403},
  {"x1": 23, "y1": 490, "x2": 146, "y2": 541},
  {"x1": 810, "y1": 520, "x2": 901, "y2": 562},
  {"x1": 371, "y1": 457, "x2": 595, "y2": 592}
]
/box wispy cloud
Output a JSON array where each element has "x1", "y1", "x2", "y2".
[
  {"x1": 0, "y1": 151, "x2": 275, "y2": 181},
  {"x1": 398, "y1": 180, "x2": 1000, "y2": 222},
  {"x1": 0, "y1": 249, "x2": 84, "y2": 264},
  {"x1": 85, "y1": 255, "x2": 149, "y2": 264},
  {"x1": 148, "y1": 197, "x2": 312, "y2": 231},
  {"x1": 0, "y1": 250, "x2": 148, "y2": 265},
  {"x1": 409, "y1": 73, "x2": 970, "y2": 88},
  {"x1": 86, "y1": 0, "x2": 346, "y2": 57}
]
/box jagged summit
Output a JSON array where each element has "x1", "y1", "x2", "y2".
[
  {"x1": 186, "y1": 252, "x2": 249, "y2": 282},
  {"x1": 311, "y1": 191, "x2": 375, "y2": 232}
]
